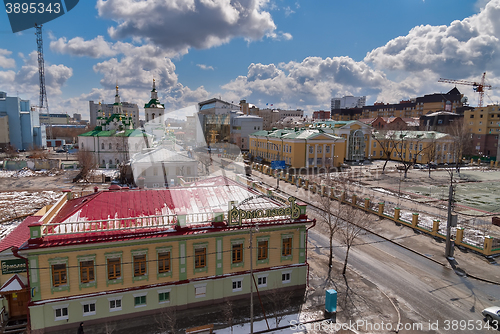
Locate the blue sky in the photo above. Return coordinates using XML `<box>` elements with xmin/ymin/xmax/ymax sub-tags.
<box><xmin>1</xmin><ymin>0</ymin><xmax>499</xmax><ymax>120</ymax></box>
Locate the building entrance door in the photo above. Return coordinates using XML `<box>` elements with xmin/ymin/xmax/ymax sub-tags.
<box><xmin>8</xmin><ymin>290</ymin><xmax>29</xmax><ymax>318</ymax></box>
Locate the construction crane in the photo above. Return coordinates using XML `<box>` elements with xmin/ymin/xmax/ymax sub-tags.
<box><xmin>35</xmin><ymin>23</ymin><xmax>52</xmax><ymax>139</ymax></box>
<box><xmin>438</xmin><ymin>72</ymin><xmax>492</xmax><ymax>108</ymax></box>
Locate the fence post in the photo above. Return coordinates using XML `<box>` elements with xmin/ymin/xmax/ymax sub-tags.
<box><xmin>378</xmin><ymin>202</ymin><xmax>385</xmax><ymax>216</ymax></box>
<box><xmin>432</xmin><ymin>219</ymin><xmax>440</xmax><ymax>236</ymax></box>
<box><xmin>364</xmin><ymin>198</ymin><xmax>370</xmax><ymax>211</ymax></box>
<box><xmin>321</xmin><ymin>185</ymin><xmax>326</xmax><ymax>196</ymax></box>
<box><xmin>412</xmin><ymin>213</ymin><xmax>419</xmax><ymax>227</ymax></box>
<box><xmin>304</xmin><ymin>179</ymin><xmax>309</xmax><ymax>190</ymax></box>
<box><xmin>330</xmin><ymin>187</ymin><xmax>336</xmax><ymax>200</ymax></box>
<box><xmin>455</xmin><ymin>227</ymin><xmax>464</xmax><ymax>245</ymax></box>
<box><xmin>351</xmin><ymin>194</ymin><xmax>357</xmax><ymax>206</ymax></box>
<box><xmin>483</xmin><ymin>236</ymin><xmax>493</xmax><ymax>256</ymax></box>
<box><xmin>341</xmin><ymin>191</ymin><xmax>346</xmax><ymax>202</ymax></box>
<box><xmin>394</xmin><ymin>208</ymin><xmax>400</xmax><ymax>221</ymax></box>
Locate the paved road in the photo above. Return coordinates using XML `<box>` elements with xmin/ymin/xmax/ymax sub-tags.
<box><xmin>309</xmin><ymin>228</ymin><xmax>500</xmax><ymax>333</ymax></box>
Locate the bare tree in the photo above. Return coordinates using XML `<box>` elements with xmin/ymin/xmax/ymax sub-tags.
<box><xmin>221</xmin><ymin>300</ymin><xmax>234</xmax><ymax>333</ymax></box>
<box><xmin>338</xmin><ymin>203</ymin><xmax>370</xmax><ymax>276</ymax></box>
<box><xmin>104</xmin><ymin>322</ymin><xmax>117</xmax><ymax>334</ymax></box>
<box><xmin>391</xmin><ymin>132</ymin><xmax>428</xmax><ymax>178</ymax></box>
<box><xmin>425</xmin><ymin>135</ymin><xmax>437</xmax><ymax>177</ymax></box>
<box><xmin>447</xmin><ymin>119</ymin><xmax>474</xmax><ymax>174</ymax></box>
<box><xmin>28</xmin><ymin>146</ymin><xmax>49</xmax><ymax>159</ymax></box>
<box><xmin>371</xmin><ymin>130</ymin><xmax>397</xmax><ymax>173</ymax></box>
<box><xmin>155</xmin><ymin>307</ymin><xmax>177</xmax><ymax>334</ymax></box>
<box><xmin>77</xmin><ymin>149</ymin><xmax>98</xmax><ymax>182</ymax></box>
<box><xmin>4</xmin><ymin>144</ymin><xmax>18</xmax><ymax>158</ymax></box>
<box><xmin>317</xmin><ymin>177</ymin><xmax>341</xmax><ymax>275</ymax></box>
<box><xmin>266</xmin><ymin>284</ymin><xmax>292</xmax><ymax>328</ymax></box>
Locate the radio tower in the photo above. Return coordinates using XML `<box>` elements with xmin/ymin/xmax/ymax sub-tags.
<box><xmin>35</xmin><ymin>23</ymin><xmax>52</xmax><ymax>139</ymax></box>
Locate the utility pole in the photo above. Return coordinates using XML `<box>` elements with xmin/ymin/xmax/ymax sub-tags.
<box><xmin>36</xmin><ymin>23</ymin><xmax>52</xmax><ymax>140</ymax></box>
<box><xmin>445</xmin><ymin>172</ymin><xmax>455</xmax><ymax>259</ymax></box>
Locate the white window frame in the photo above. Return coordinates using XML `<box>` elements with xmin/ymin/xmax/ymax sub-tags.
<box><xmin>158</xmin><ymin>288</ymin><xmax>172</xmax><ymax>304</ymax></box>
<box><xmin>257</xmin><ymin>274</ymin><xmax>268</xmax><ymax>288</ymax></box>
<box><xmin>108</xmin><ymin>296</ymin><xmax>123</xmax><ymax>312</ymax></box>
<box><xmin>232</xmin><ymin>278</ymin><xmax>243</xmax><ymax>292</ymax></box>
<box><xmin>281</xmin><ymin>270</ymin><xmax>292</xmax><ymax>284</ymax></box>
<box><xmin>133</xmin><ymin>292</ymin><xmax>148</xmax><ymax>308</ymax></box>
<box><xmin>194</xmin><ymin>283</ymin><xmax>207</xmax><ymax>298</ymax></box>
<box><xmin>53</xmin><ymin>304</ymin><xmax>69</xmax><ymax>321</ymax></box>
<box><xmin>81</xmin><ymin>300</ymin><xmax>97</xmax><ymax>316</ymax></box>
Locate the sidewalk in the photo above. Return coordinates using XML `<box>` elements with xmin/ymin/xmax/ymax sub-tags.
<box><xmin>251</xmin><ymin>168</ymin><xmax>500</xmax><ymax>285</ymax></box>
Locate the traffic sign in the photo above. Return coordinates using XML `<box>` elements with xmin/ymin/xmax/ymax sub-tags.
<box><xmin>271</xmin><ymin>160</ymin><xmax>286</xmax><ymax>170</ymax></box>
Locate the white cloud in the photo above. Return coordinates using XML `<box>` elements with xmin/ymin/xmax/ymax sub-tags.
<box><xmin>0</xmin><ymin>49</ymin><xmax>16</xmax><ymax>69</ymax></box>
<box><xmin>0</xmin><ymin>51</ymin><xmax>72</xmax><ymax>104</ymax></box>
<box><xmin>365</xmin><ymin>0</ymin><xmax>500</xmax><ymax>79</ymax></box>
<box><xmin>96</xmin><ymin>0</ymin><xmax>280</xmax><ymax>52</ymax></box>
<box><xmin>222</xmin><ymin>56</ymin><xmax>390</xmax><ymax>110</ymax></box>
<box><xmin>197</xmin><ymin>64</ymin><xmax>214</xmax><ymax>70</ymax></box>
<box><xmin>50</xmin><ymin>36</ymin><xmax>118</xmax><ymax>58</ymax></box>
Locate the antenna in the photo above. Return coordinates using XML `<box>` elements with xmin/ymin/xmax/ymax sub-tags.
<box><xmin>36</xmin><ymin>23</ymin><xmax>52</xmax><ymax>139</ymax></box>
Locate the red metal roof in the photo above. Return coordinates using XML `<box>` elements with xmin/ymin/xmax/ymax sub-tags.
<box><xmin>0</xmin><ymin>216</ymin><xmax>39</xmax><ymax>252</ymax></box>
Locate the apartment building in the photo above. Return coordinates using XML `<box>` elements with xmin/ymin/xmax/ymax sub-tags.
<box><xmin>464</xmin><ymin>105</ymin><xmax>500</xmax><ymax>158</ymax></box>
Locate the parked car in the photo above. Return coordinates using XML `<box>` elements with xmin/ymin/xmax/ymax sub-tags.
<box><xmin>482</xmin><ymin>306</ymin><xmax>500</xmax><ymax>329</ymax></box>
<box><xmin>413</xmin><ymin>164</ymin><xmax>424</xmax><ymax>169</ymax></box>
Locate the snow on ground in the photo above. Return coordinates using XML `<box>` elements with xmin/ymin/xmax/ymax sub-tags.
<box><xmin>0</xmin><ymin>191</ymin><xmax>61</xmax><ymax>221</ymax></box>
<box><xmin>92</xmin><ymin>169</ymin><xmax>119</xmax><ymax>178</ymax></box>
<box><xmin>0</xmin><ymin>168</ymin><xmax>62</xmax><ymax>178</ymax></box>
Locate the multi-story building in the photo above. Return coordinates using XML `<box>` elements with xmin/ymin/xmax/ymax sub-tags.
<box><xmin>419</xmin><ymin>111</ymin><xmax>464</xmax><ymax>132</ymax></box>
<box><xmin>331</xmin><ymin>95</ymin><xmax>366</xmax><ymax>110</ymax></box>
<box><xmin>312</xmin><ymin>110</ymin><xmax>330</xmax><ymax>120</ymax></box>
<box><xmin>0</xmin><ymin>91</ymin><xmax>46</xmax><ymax>150</ymax></box>
<box><xmin>331</xmin><ymin>88</ymin><xmax>463</xmax><ymax>121</ymax></box>
<box><xmin>89</xmin><ymin>87</ymin><xmax>139</xmax><ymax>128</ymax></box>
<box><xmin>464</xmin><ymin>105</ymin><xmax>500</xmax><ymax>158</ymax></box>
<box><xmin>230</xmin><ymin>114</ymin><xmax>263</xmax><ymax>151</ymax></box>
<box><xmin>239</xmin><ymin>101</ymin><xmax>304</xmax><ymax>130</ymax></box>
<box><xmin>371</xmin><ymin>130</ymin><xmax>455</xmax><ymax>164</ymax></box>
<box><xmin>14</xmin><ymin>177</ymin><xmax>312</xmax><ymax>333</ymax></box>
<box><xmin>39</xmin><ymin>113</ymin><xmax>70</xmax><ymax>125</ymax></box>
<box><xmin>249</xmin><ymin>128</ymin><xmax>346</xmax><ymax>168</ymax></box>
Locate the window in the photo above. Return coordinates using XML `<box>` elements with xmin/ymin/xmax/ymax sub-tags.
<box><xmin>108</xmin><ymin>297</ymin><xmax>122</xmax><ymax>311</ymax></box>
<box><xmin>282</xmin><ymin>271</ymin><xmax>291</xmax><ymax>284</ymax></box>
<box><xmin>82</xmin><ymin>301</ymin><xmax>96</xmax><ymax>316</ymax></box>
<box><xmin>257</xmin><ymin>275</ymin><xmax>268</xmax><ymax>287</ymax></box>
<box><xmin>158</xmin><ymin>251</ymin><xmax>171</xmax><ymax>273</ymax></box>
<box><xmin>195</xmin><ymin>247</ymin><xmax>206</xmax><ymax>269</ymax></box>
<box><xmin>317</xmin><ymin>146</ymin><xmax>322</xmax><ymax>153</ymax></box>
<box><xmin>80</xmin><ymin>260</ymin><xmax>95</xmax><ymax>283</ymax></box>
<box><xmin>134</xmin><ymin>255</ymin><xmax>147</xmax><ymax>277</ymax></box>
<box><xmin>108</xmin><ymin>258</ymin><xmax>121</xmax><ymax>280</ymax></box>
<box><xmin>134</xmin><ymin>294</ymin><xmax>147</xmax><ymax>307</ymax></box>
<box><xmin>232</xmin><ymin>243</ymin><xmax>243</xmax><ymax>264</ymax></box>
<box><xmin>101</xmin><ymin>143</ymin><xmax>104</xmax><ymax>150</ymax></box>
<box><xmin>309</xmin><ymin>146</ymin><xmax>313</xmax><ymax>154</ymax></box>
<box><xmin>380</xmin><ymin>151</ymin><xmax>382</xmax><ymax>156</ymax></box>
<box><xmin>158</xmin><ymin>290</ymin><xmax>171</xmax><ymax>304</ymax></box>
<box><xmin>373</xmin><ymin>142</ymin><xmax>377</xmax><ymax>148</ymax></box>
<box><xmin>232</xmin><ymin>279</ymin><xmax>243</xmax><ymax>292</ymax></box>
<box><xmin>282</xmin><ymin>237</ymin><xmax>292</xmax><ymax>257</ymax></box>
<box><xmin>195</xmin><ymin>284</ymin><xmax>207</xmax><ymax>298</ymax></box>
<box><xmin>54</xmin><ymin>305</ymin><xmax>68</xmax><ymax>321</ymax></box>
<box><xmin>326</xmin><ymin>146</ymin><xmax>330</xmax><ymax>153</ymax></box>
<box><xmin>109</xmin><ymin>143</ymin><xmax>112</xmax><ymax>149</ymax></box>
<box><xmin>257</xmin><ymin>240</ymin><xmax>268</xmax><ymax>261</ymax></box>
<box><xmin>52</xmin><ymin>264</ymin><xmax>67</xmax><ymax>287</ymax></box>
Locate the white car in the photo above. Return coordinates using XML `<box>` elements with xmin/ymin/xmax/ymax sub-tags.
<box><xmin>482</xmin><ymin>306</ymin><xmax>500</xmax><ymax>329</ymax></box>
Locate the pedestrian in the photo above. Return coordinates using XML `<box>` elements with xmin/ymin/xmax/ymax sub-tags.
<box><xmin>77</xmin><ymin>322</ymin><xmax>84</xmax><ymax>334</ymax></box>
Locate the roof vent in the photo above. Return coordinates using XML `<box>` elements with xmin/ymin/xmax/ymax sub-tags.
<box><xmin>109</xmin><ymin>184</ymin><xmax>122</xmax><ymax>191</ymax></box>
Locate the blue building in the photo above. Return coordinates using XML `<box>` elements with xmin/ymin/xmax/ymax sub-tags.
<box><xmin>0</xmin><ymin>91</ymin><xmax>46</xmax><ymax>150</ymax></box>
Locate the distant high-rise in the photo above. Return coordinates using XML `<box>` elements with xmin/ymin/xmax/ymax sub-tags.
<box><xmin>331</xmin><ymin>96</ymin><xmax>366</xmax><ymax>111</ymax></box>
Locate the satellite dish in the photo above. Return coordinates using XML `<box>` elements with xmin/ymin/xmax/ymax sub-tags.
<box><xmin>461</xmin><ymin>96</ymin><xmax>468</xmax><ymax>104</ymax></box>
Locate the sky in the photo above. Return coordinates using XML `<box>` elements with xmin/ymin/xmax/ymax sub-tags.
<box><xmin>2</xmin><ymin>0</ymin><xmax>500</xmax><ymax>121</ymax></box>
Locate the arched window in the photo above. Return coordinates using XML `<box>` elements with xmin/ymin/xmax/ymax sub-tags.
<box><xmin>101</xmin><ymin>143</ymin><xmax>104</xmax><ymax>150</ymax></box>
<box><xmin>109</xmin><ymin>159</ymin><xmax>112</xmax><ymax>165</ymax></box>
<box><xmin>152</xmin><ymin>113</ymin><xmax>155</xmax><ymax>121</ymax></box>
<box><xmin>116</xmin><ymin>159</ymin><xmax>119</xmax><ymax>165</ymax></box>
<box><xmin>81</xmin><ymin>142</ymin><xmax>84</xmax><ymax>149</ymax></box>
<box><xmin>102</xmin><ymin>159</ymin><xmax>105</xmax><ymax>165</ymax></box>
<box><xmin>109</xmin><ymin>143</ymin><xmax>112</xmax><ymax>150</ymax></box>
